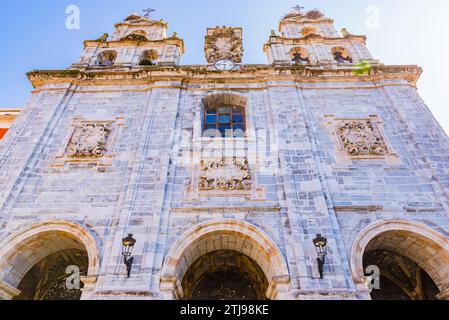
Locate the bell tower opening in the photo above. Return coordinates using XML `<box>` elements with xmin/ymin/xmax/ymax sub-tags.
<box><xmin>182</xmin><ymin>250</ymin><xmax>268</xmax><ymax>300</ymax></box>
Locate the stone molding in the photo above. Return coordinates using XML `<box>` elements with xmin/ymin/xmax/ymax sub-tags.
<box><xmin>436</xmin><ymin>288</ymin><xmax>449</xmax><ymax>300</ymax></box>
<box><xmin>170</xmin><ymin>206</ymin><xmax>281</xmax><ymax>214</ymax></box>
<box><xmin>27</xmin><ymin>65</ymin><xmax>422</xmax><ymax>89</ymax></box>
<box><xmin>0</xmin><ymin>280</ymin><xmax>21</xmax><ymax>300</ymax></box>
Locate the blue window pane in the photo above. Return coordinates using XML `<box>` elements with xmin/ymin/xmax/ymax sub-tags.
<box><xmin>233</xmin><ymin>123</ymin><xmax>244</xmax><ymax>131</ymax></box>
<box><xmin>233</xmin><ymin>107</ymin><xmax>243</xmax><ymax>113</ymax></box>
<box><xmin>218</xmin><ymin>115</ymin><xmax>231</xmax><ymax>124</ymax></box>
<box><xmin>206</xmin><ymin>115</ymin><xmax>216</xmax><ymax>124</ymax></box>
<box><xmin>206</xmin><ymin>108</ymin><xmax>217</xmax><ymax>115</ymax></box>
<box><xmin>218</xmin><ymin>107</ymin><xmax>231</xmax><ymax>114</ymax></box>
<box><xmin>233</xmin><ymin>115</ymin><xmax>244</xmax><ymax>123</ymax></box>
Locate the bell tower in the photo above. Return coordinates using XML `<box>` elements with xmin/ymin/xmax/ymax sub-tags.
<box><xmin>71</xmin><ymin>11</ymin><xmax>185</xmax><ymax>70</ymax></box>
<box><xmin>264</xmin><ymin>7</ymin><xmax>379</xmax><ymax>66</ymax></box>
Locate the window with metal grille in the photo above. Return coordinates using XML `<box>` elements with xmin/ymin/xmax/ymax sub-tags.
<box><xmin>203</xmin><ymin>106</ymin><xmax>245</xmax><ymax>137</ymax></box>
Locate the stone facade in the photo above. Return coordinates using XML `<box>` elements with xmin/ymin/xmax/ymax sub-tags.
<box><xmin>0</xmin><ymin>9</ymin><xmax>448</xmax><ymax>300</ymax></box>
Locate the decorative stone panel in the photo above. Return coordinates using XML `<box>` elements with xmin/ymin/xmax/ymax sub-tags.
<box><xmin>204</xmin><ymin>27</ymin><xmax>243</xmax><ymax>64</ymax></box>
<box><xmin>185</xmin><ymin>157</ymin><xmax>265</xmax><ymax>201</ymax></box>
<box><xmin>52</xmin><ymin>117</ymin><xmax>125</xmax><ymax>168</ymax></box>
<box><xmin>325</xmin><ymin>115</ymin><xmax>398</xmax><ymax>163</ymax></box>
<box><xmin>198</xmin><ymin>158</ymin><xmax>251</xmax><ymax>191</ymax></box>
<box><xmin>336</xmin><ymin>120</ymin><xmax>386</xmax><ymax>156</ymax></box>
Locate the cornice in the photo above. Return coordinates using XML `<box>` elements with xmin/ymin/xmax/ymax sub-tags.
<box><xmin>84</xmin><ymin>37</ymin><xmax>185</xmax><ymax>53</ymax></box>
<box><xmin>27</xmin><ymin>64</ymin><xmax>422</xmax><ymax>89</ymax></box>
<box><xmin>279</xmin><ymin>18</ymin><xmax>335</xmax><ymax>32</ymax></box>
<box><xmin>114</xmin><ymin>20</ymin><xmax>168</xmax><ymax>29</ymax></box>
<box><xmin>264</xmin><ymin>35</ymin><xmax>367</xmax><ymax>51</ymax></box>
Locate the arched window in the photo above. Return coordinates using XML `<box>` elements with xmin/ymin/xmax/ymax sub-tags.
<box><xmin>290</xmin><ymin>47</ymin><xmax>310</xmax><ymax>65</ymax></box>
<box><xmin>202</xmin><ymin>94</ymin><xmax>247</xmax><ymax>138</ymax></box>
<box><xmin>204</xmin><ymin>106</ymin><xmax>245</xmax><ymax>137</ymax></box>
<box><xmin>332</xmin><ymin>47</ymin><xmax>353</xmax><ymax>63</ymax></box>
<box><xmin>123</xmin><ymin>30</ymin><xmax>149</xmax><ymax>42</ymax></box>
<box><xmin>96</xmin><ymin>50</ymin><xmax>117</xmax><ymax>67</ymax></box>
<box><xmin>139</xmin><ymin>50</ymin><xmax>158</xmax><ymax>66</ymax></box>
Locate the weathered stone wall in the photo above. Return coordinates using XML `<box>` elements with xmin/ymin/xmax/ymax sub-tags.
<box><xmin>0</xmin><ymin>73</ymin><xmax>448</xmax><ymax>300</ymax></box>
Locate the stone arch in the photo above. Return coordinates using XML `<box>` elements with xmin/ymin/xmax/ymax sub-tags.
<box><xmin>160</xmin><ymin>219</ymin><xmax>290</xmax><ymax>300</ymax></box>
<box><xmin>202</xmin><ymin>93</ymin><xmax>248</xmax><ymax>138</ymax></box>
<box><xmin>96</xmin><ymin>50</ymin><xmax>117</xmax><ymax>66</ymax></box>
<box><xmin>290</xmin><ymin>47</ymin><xmax>311</xmax><ymax>64</ymax></box>
<box><xmin>123</xmin><ymin>30</ymin><xmax>150</xmax><ymax>41</ymax></box>
<box><xmin>331</xmin><ymin>46</ymin><xmax>353</xmax><ymax>63</ymax></box>
<box><xmin>0</xmin><ymin>221</ymin><xmax>100</xmax><ymax>299</ymax></box>
<box><xmin>202</xmin><ymin>92</ymin><xmax>248</xmax><ymax>110</ymax></box>
<box><xmin>139</xmin><ymin>49</ymin><xmax>159</xmax><ymax>66</ymax></box>
<box><xmin>350</xmin><ymin>220</ymin><xmax>449</xmax><ymax>300</ymax></box>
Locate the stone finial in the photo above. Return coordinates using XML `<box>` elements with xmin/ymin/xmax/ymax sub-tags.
<box><xmin>341</xmin><ymin>28</ymin><xmax>353</xmax><ymax>37</ymax></box>
<box><xmin>95</xmin><ymin>33</ymin><xmax>109</xmax><ymax>42</ymax></box>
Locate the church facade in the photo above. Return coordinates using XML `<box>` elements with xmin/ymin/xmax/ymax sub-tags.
<box><xmin>1</xmin><ymin>8</ymin><xmax>449</xmax><ymax>300</ymax></box>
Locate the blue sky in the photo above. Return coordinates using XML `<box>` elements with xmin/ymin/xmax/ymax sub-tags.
<box><xmin>1</xmin><ymin>0</ymin><xmax>448</xmax><ymax>134</ymax></box>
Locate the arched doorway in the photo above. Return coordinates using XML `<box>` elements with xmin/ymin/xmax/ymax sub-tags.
<box><xmin>14</xmin><ymin>249</ymin><xmax>88</xmax><ymax>300</ymax></box>
<box><xmin>351</xmin><ymin>220</ymin><xmax>449</xmax><ymax>300</ymax></box>
<box><xmin>182</xmin><ymin>250</ymin><xmax>268</xmax><ymax>300</ymax></box>
<box><xmin>0</xmin><ymin>221</ymin><xmax>100</xmax><ymax>300</ymax></box>
<box><xmin>160</xmin><ymin>219</ymin><xmax>290</xmax><ymax>300</ymax></box>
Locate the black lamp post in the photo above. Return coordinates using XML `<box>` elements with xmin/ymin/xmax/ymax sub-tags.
<box><xmin>122</xmin><ymin>234</ymin><xmax>136</xmax><ymax>278</ymax></box>
<box><xmin>313</xmin><ymin>233</ymin><xmax>328</xmax><ymax>279</ymax></box>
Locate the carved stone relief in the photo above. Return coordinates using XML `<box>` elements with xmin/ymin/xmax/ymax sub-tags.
<box><xmin>184</xmin><ymin>157</ymin><xmax>265</xmax><ymax>201</ymax></box>
<box><xmin>198</xmin><ymin>158</ymin><xmax>251</xmax><ymax>191</ymax></box>
<box><xmin>52</xmin><ymin>118</ymin><xmax>124</xmax><ymax>168</ymax></box>
<box><xmin>325</xmin><ymin>116</ymin><xmax>398</xmax><ymax>163</ymax></box>
<box><xmin>66</xmin><ymin>123</ymin><xmax>112</xmax><ymax>158</ymax></box>
<box><xmin>336</xmin><ymin>120</ymin><xmax>387</xmax><ymax>156</ymax></box>
<box><xmin>204</xmin><ymin>27</ymin><xmax>243</xmax><ymax>63</ymax></box>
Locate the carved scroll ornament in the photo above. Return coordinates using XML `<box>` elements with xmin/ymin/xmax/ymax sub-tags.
<box><xmin>337</xmin><ymin>120</ymin><xmax>387</xmax><ymax>156</ymax></box>
<box><xmin>199</xmin><ymin>158</ymin><xmax>251</xmax><ymax>191</ymax></box>
<box><xmin>205</xmin><ymin>28</ymin><xmax>243</xmax><ymax>63</ymax></box>
<box><xmin>66</xmin><ymin>123</ymin><xmax>112</xmax><ymax>158</ymax></box>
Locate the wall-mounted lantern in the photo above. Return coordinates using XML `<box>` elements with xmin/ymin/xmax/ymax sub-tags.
<box><xmin>121</xmin><ymin>234</ymin><xmax>136</xmax><ymax>278</ymax></box>
<box><xmin>313</xmin><ymin>233</ymin><xmax>328</xmax><ymax>279</ymax></box>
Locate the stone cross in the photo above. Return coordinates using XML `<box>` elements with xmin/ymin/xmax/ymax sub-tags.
<box><xmin>143</xmin><ymin>8</ymin><xmax>156</xmax><ymax>18</ymax></box>
<box><xmin>292</xmin><ymin>5</ymin><xmax>305</xmax><ymax>13</ymax></box>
